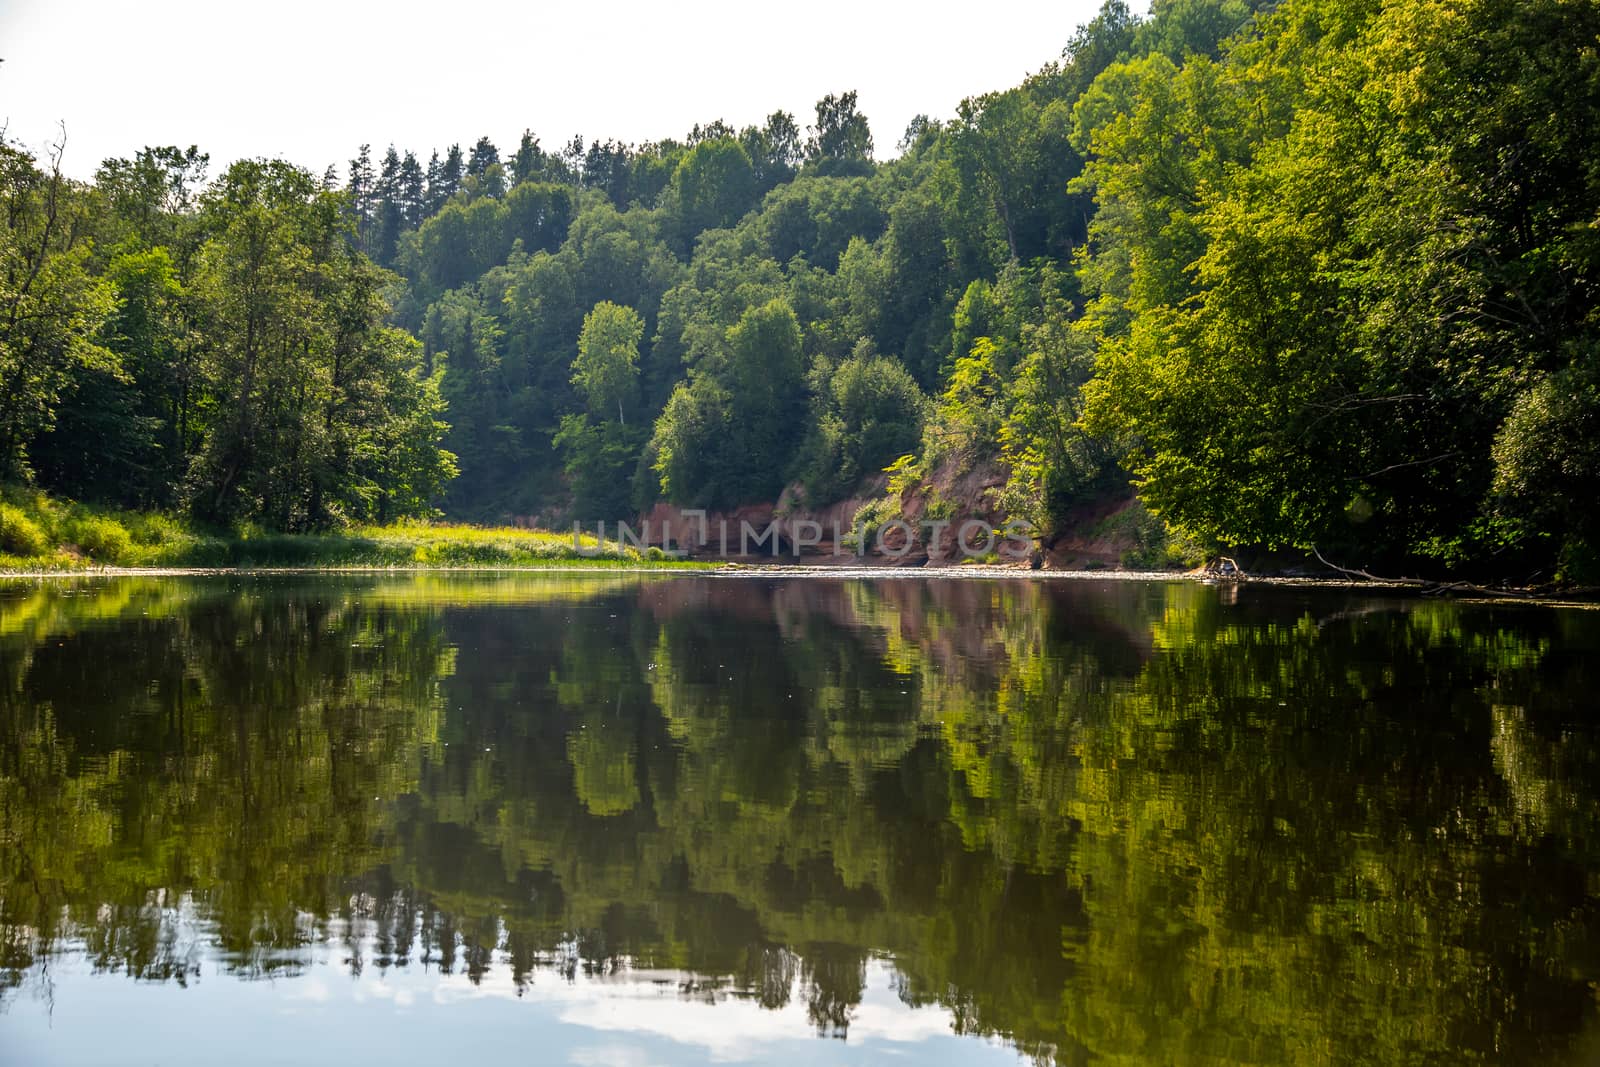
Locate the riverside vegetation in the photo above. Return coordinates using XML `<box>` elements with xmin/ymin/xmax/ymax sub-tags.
<box><xmin>0</xmin><ymin>488</ymin><xmax>666</xmax><ymax>569</ymax></box>
<box><xmin>3</xmin><ymin>0</ymin><xmax>1597</xmax><ymax>580</ymax></box>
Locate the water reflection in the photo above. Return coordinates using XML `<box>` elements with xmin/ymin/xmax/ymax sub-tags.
<box><xmin>1</xmin><ymin>575</ymin><xmax>1598</xmax><ymax>1064</ymax></box>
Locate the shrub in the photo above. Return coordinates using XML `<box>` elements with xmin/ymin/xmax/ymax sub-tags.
<box><xmin>1109</xmin><ymin>499</ymin><xmax>1207</xmax><ymax>571</ymax></box>
<box><xmin>71</xmin><ymin>516</ymin><xmax>133</xmax><ymax>563</ymax></box>
<box><xmin>0</xmin><ymin>504</ymin><xmax>50</xmax><ymax>557</ymax></box>
<box><xmin>127</xmin><ymin>512</ymin><xmax>185</xmax><ymax>546</ymax></box>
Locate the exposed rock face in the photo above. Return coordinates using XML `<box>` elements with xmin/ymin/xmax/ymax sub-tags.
<box><xmin>891</xmin><ymin>458</ymin><xmax>1010</xmax><ymax>562</ymax></box>
<box><xmin>636</xmin><ymin>477</ymin><xmax>888</xmax><ymax>561</ymax></box>
<box><xmin>631</xmin><ymin>459</ymin><xmax>1166</xmax><ymax>570</ymax></box>
<box><xmin>634</xmin><ymin>462</ymin><xmax>1026</xmax><ymax>565</ymax></box>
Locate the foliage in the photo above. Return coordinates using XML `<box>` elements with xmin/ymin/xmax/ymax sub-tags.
<box><xmin>0</xmin><ymin>138</ymin><xmax>117</xmax><ymax>483</ymax></box>
<box><xmin>571</xmin><ymin>301</ymin><xmax>644</xmax><ymax>424</ymax></box>
<box><xmin>66</xmin><ymin>514</ymin><xmax>133</xmax><ymax>563</ymax></box>
<box><xmin>183</xmin><ymin>160</ymin><xmax>457</xmax><ymax>530</ymax></box>
<box><xmin>553</xmin><ymin>413</ymin><xmax>643</xmax><ymax>521</ymax></box>
<box><xmin>0</xmin><ymin>503</ymin><xmax>49</xmax><ymax>557</ymax></box>
<box><xmin>1076</xmin><ymin>0</ymin><xmax>1600</xmax><ymax>574</ymax></box>
<box><xmin>650</xmin><ymin>298</ymin><xmax>806</xmax><ymax>508</ymax></box>
<box><xmin>4</xmin><ymin>0</ymin><xmax>1596</xmax><ymax>576</ymax></box>
<box><xmin>796</xmin><ymin>341</ymin><xmax>926</xmax><ymax>505</ymax></box>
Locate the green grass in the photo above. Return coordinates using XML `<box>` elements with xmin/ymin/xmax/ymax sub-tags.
<box><xmin>0</xmin><ymin>487</ymin><xmax>707</xmax><ymax>572</ymax></box>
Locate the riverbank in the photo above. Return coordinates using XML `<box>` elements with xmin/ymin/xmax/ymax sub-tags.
<box><xmin>3</xmin><ymin>489</ymin><xmax>1594</xmax><ymax>602</ymax></box>
<box><xmin>4</xmin><ymin>559</ymin><xmax>1595</xmax><ymax>607</ymax></box>
<box><xmin>0</xmin><ymin>527</ymin><xmax>707</xmax><ymax>572</ymax></box>
<box><xmin>0</xmin><ymin>489</ymin><xmax>705</xmax><ymax>572</ymax></box>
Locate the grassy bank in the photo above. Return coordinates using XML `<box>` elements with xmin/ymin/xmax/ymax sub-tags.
<box><xmin>0</xmin><ymin>488</ymin><xmax>700</xmax><ymax>571</ymax></box>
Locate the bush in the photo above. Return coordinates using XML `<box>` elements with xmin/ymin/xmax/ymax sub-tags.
<box><xmin>1099</xmin><ymin>498</ymin><xmax>1208</xmax><ymax>571</ymax></box>
<box><xmin>70</xmin><ymin>515</ymin><xmax>133</xmax><ymax>563</ymax></box>
<box><xmin>126</xmin><ymin>512</ymin><xmax>185</xmax><ymax>546</ymax></box>
<box><xmin>0</xmin><ymin>504</ymin><xmax>50</xmax><ymax>557</ymax></box>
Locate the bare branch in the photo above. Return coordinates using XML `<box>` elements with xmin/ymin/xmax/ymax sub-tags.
<box><xmin>1310</xmin><ymin>545</ymin><xmax>1427</xmax><ymax>586</ymax></box>
<box><xmin>1362</xmin><ymin>451</ymin><xmax>1461</xmax><ymax>479</ymax></box>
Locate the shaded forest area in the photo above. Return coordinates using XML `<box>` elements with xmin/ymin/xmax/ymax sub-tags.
<box><xmin>3</xmin><ymin>0</ymin><xmax>1597</xmax><ymax>579</ymax></box>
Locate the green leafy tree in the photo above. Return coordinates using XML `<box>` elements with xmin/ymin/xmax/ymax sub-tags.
<box><xmin>1077</xmin><ymin>0</ymin><xmax>1600</xmax><ymax>572</ymax></box>
<box><xmin>651</xmin><ymin>298</ymin><xmax>805</xmax><ymax>507</ymax></box>
<box><xmin>664</xmin><ymin>137</ymin><xmax>758</xmax><ymax>251</ymax></box>
<box><xmin>741</xmin><ymin>111</ymin><xmax>804</xmax><ymax>192</ymax></box>
<box><xmin>806</xmin><ymin>91</ymin><xmax>874</xmax><ymax>174</ymax></box>
<box><xmin>32</xmin><ymin>243</ymin><xmax>194</xmax><ymax>505</ymax></box>
<box><xmin>0</xmin><ymin>137</ymin><xmax>117</xmax><ymax>482</ymax></box>
<box><xmin>797</xmin><ymin>340</ymin><xmax>927</xmax><ymax>505</ymax></box>
<box><xmin>572</xmin><ymin>301</ymin><xmax>643</xmax><ymax>425</ymax></box>
<box><xmin>186</xmin><ymin>159</ymin><xmax>454</xmax><ymax>527</ymax></box>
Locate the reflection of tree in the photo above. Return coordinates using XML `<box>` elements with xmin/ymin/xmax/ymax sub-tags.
<box><xmin>0</xmin><ymin>578</ymin><xmax>455</xmax><ymax>988</ymax></box>
<box><xmin>3</xmin><ymin>576</ymin><xmax>1600</xmax><ymax>1064</ymax></box>
<box><xmin>567</xmin><ymin>728</ymin><xmax>640</xmax><ymax>816</ymax></box>
<box><xmin>802</xmin><ymin>943</ymin><xmax>866</xmax><ymax>1037</ymax></box>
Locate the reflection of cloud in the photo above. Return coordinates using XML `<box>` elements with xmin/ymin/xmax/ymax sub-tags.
<box><xmin>570</xmin><ymin>1043</ymin><xmax>663</xmax><ymax>1067</ymax></box>
<box><xmin>558</xmin><ymin>988</ymin><xmax>956</xmax><ymax>1061</ymax></box>
<box><xmin>353</xmin><ymin>978</ymin><xmax>415</xmax><ymax>1009</ymax></box>
<box><xmin>286</xmin><ymin>977</ymin><xmax>331</xmax><ymax>1003</ymax></box>
<box><xmin>424</xmin><ymin>960</ymin><xmax>962</xmax><ymax>1063</ymax></box>
<box><xmin>558</xmin><ymin>991</ymin><xmax>814</xmax><ymax>1062</ymax></box>
<box><xmin>847</xmin><ymin>999</ymin><xmax>958</xmax><ymax>1044</ymax></box>
<box><xmin>429</xmin><ymin>960</ymin><xmax>955</xmax><ymax>1062</ymax></box>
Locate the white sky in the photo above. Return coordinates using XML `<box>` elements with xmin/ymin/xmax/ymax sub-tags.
<box><xmin>1</xmin><ymin>0</ymin><xmax>1120</xmax><ymax>180</ymax></box>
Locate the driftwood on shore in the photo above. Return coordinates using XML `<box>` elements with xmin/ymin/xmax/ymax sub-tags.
<box><xmin>1309</xmin><ymin>546</ymin><xmax>1589</xmax><ymax>601</ymax></box>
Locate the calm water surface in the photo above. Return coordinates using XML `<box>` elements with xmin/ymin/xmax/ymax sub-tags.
<box><xmin>2</xmin><ymin>573</ymin><xmax>1598</xmax><ymax>1065</ymax></box>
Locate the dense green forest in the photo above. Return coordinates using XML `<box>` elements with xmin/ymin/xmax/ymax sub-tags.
<box><xmin>3</xmin><ymin>0</ymin><xmax>1597</xmax><ymax>578</ymax></box>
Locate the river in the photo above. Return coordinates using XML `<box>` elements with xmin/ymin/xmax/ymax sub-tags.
<box><xmin>2</xmin><ymin>573</ymin><xmax>1597</xmax><ymax>1065</ymax></box>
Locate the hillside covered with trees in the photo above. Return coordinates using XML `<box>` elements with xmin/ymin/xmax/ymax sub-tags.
<box><xmin>3</xmin><ymin>0</ymin><xmax>1597</xmax><ymax>579</ymax></box>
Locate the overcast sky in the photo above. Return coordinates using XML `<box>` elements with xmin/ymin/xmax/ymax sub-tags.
<box><xmin>1</xmin><ymin>0</ymin><xmax>1122</xmax><ymax>180</ymax></box>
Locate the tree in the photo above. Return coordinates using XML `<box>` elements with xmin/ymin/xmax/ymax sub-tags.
<box><xmin>31</xmin><ymin>243</ymin><xmax>192</xmax><ymax>505</ymax></box>
<box><xmin>797</xmin><ymin>340</ymin><xmax>927</xmax><ymax>505</ymax></box>
<box><xmin>437</xmin><ymin>144</ymin><xmax>464</xmax><ymax>203</ymax></box>
<box><xmin>572</xmin><ymin>301</ymin><xmax>643</xmax><ymax>425</ymax></box>
<box><xmin>511</xmin><ymin>130</ymin><xmax>549</xmax><ymax>186</ymax></box>
<box><xmin>664</xmin><ymin>137</ymin><xmax>758</xmax><ymax>250</ymax></box>
<box><xmin>346</xmin><ymin>144</ymin><xmax>375</xmax><ymax>247</ymax></box>
<box><xmin>399</xmin><ymin>150</ymin><xmax>425</xmax><ymax>228</ymax></box>
<box><xmin>945</xmin><ymin>79</ymin><xmax>1085</xmax><ymax>266</ymax></box>
<box><xmin>742</xmin><ymin>111</ymin><xmax>803</xmax><ymax>192</ymax></box>
<box><xmin>372</xmin><ymin>145</ymin><xmax>404</xmax><ymax>265</ymax></box>
<box><xmin>648</xmin><ymin>376</ymin><xmax>731</xmax><ymax>506</ymax></box>
<box><xmin>466</xmin><ymin>136</ymin><xmax>506</xmax><ymax>198</ymax></box>
<box><xmin>1074</xmin><ymin>0</ymin><xmax>1600</xmax><ymax>574</ymax></box>
<box><xmin>553</xmin><ymin>412</ymin><xmax>639</xmax><ymax>520</ymax></box>
<box><xmin>93</xmin><ymin>144</ymin><xmax>208</xmax><ymax>248</ymax></box>
<box><xmin>806</xmin><ymin>91</ymin><xmax>874</xmax><ymax>173</ymax></box>
<box><xmin>1491</xmin><ymin>361</ymin><xmax>1600</xmax><ymax>573</ymax></box>
<box><xmin>424</xmin><ymin>150</ymin><xmax>444</xmax><ymax>213</ymax></box>
<box><xmin>0</xmin><ymin>136</ymin><xmax>116</xmax><ymax>482</ymax></box>
<box><xmin>186</xmin><ymin>159</ymin><xmax>454</xmax><ymax>528</ymax></box>
<box><xmin>583</xmin><ymin>139</ymin><xmax>633</xmax><ymax>207</ymax></box>
<box><xmin>651</xmin><ymin>298</ymin><xmax>805</xmax><ymax>507</ymax></box>
<box><xmin>467</xmin><ymin>136</ymin><xmax>500</xmax><ymax>177</ymax></box>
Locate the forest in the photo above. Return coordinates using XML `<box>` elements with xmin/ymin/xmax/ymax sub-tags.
<box><xmin>3</xmin><ymin>0</ymin><xmax>1597</xmax><ymax>579</ymax></box>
